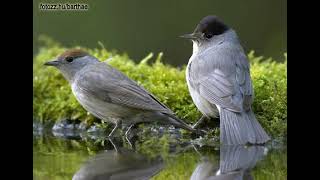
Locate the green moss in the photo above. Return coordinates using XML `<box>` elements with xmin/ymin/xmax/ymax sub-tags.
<box><xmin>33</xmin><ymin>37</ymin><xmax>287</xmax><ymax>138</ymax></box>
<box><xmin>249</xmin><ymin>52</ymin><xmax>287</xmax><ymax>139</ymax></box>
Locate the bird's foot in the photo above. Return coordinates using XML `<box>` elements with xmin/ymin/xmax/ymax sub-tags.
<box><xmin>125</xmin><ymin>124</ymin><xmax>134</xmax><ymax>137</ymax></box>
<box><xmin>192</xmin><ymin>115</ymin><xmax>207</xmax><ymax>129</ymax></box>
<box><xmin>108</xmin><ymin>121</ymin><xmax>121</xmax><ymax>138</ymax></box>
<box><xmin>108</xmin><ymin>137</ymin><xmax>119</xmax><ymax>152</ymax></box>
<box><xmin>124</xmin><ymin>124</ymin><xmax>135</xmax><ymax>149</ymax></box>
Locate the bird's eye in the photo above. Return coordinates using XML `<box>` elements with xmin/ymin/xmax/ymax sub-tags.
<box><xmin>205</xmin><ymin>33</ymin><xmax>213</xmax><ymax>39</ymax></box>
<box><xmin>65</xmin><ymin>57</ymin><xmax>74</xmax><ymax>62</ymax></box>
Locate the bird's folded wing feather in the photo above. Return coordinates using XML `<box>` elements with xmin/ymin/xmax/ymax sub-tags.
<box><xmin>197</xmin><ymin>71</ymin><xmax>242</xmax><ymax>112</ymax></box>
<box><xmin>75</xmin><ymin>62</ymin><xmax>173</xmax><ymax>114</ymax></box>
<box><xmin>189</xmin><ymin>48</ymin><xmax>253</xmax><ymax>112</ymax></box>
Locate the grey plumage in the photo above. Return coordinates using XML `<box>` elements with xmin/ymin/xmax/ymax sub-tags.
<box><xmin>183</xmin><ymin>15</ymin><xmax>270</xmax><ymax>145</ymax></box>
<box><xmin>45</xmin><ymin>49</ymin><xmax>195</xmax><ymax>137</ymax></box>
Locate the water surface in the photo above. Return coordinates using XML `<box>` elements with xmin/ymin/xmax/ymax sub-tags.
<box><xmin>33</xmin><ymin>129</ymin><xmax>286</xmax><ymax>180</ymax></box>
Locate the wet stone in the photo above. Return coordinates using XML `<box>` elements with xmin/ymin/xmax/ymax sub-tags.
<box><xmin>52</xmin><ymin>130</ymin><xmax>82</xmax><ymax>140</ymax></box>
<box><xmin>33</xmin><ymin>122</ymin><xmax>44</xmax><ymax>136</ymax></box>
<box><xmin>52</xmin><ymin>119</ymin><xmax>82</xmax><ymax>131</ymax></box>
<box><xmin>52</xmin><ymin>119</ymin><xmax>83</xmax><ymax>139</ymax></box>
<box><xmin>87</xmin><ymin>125</ymin><xmax>105</xmax><ymax>134</ymax></box>
<box><xmin>85</xmin><ymin>125</ymin><xmax>106</xmax><ymax>140</ymax></box>
<box><xmin>78</xmin><ymin>122</ymin><xmax>89</xmax><ymax>131</ymax></box>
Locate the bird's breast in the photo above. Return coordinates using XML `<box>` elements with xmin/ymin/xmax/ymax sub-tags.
<box><xmin>186</xmin><ymin>62</ymin><xmax>218</xmax><ymax>118</ymax></box>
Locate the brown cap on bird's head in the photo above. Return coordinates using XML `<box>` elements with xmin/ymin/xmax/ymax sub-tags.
<box><xmin>57</xmin><ymin>49</ymin><xmax>88</xmax><ymax>61</ymax></box>
<box><xmin>44</xmin><ymin>48</ymin><xmax>99</xmax><ymax>82</ymax></box>
<box><xmin>44</xmin><ymin>49</ymin><xmax>90</xmax><ymax>67</ymax></box>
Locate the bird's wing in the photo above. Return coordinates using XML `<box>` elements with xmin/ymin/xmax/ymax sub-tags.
<box><xmin>75</xmin><ymin>62</ymin><xmax>173</xmax><ymax>114</ymax></box>
<box><xmin>188</xmin><ymin>46</ymin><xmax>253</xmax><ymax>112</ymax></box>
<box><xmin>235</xmin><ymin>52</ymin><xmax>254</xmax><ymax>111</ymax></box>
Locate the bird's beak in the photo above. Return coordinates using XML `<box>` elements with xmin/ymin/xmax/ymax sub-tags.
<box><xmin>44</xmin><ymin>59</ymin><xmax>59</xmax><ymax>66</ymax></box>
<box><xmin>179</xmin><ymin>33</ymin><xmax>201</xmax><ymax>40</ymax></box>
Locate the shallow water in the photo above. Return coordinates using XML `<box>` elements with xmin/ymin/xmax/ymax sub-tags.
<box><xmin>33</xmin><ymin>129</ymin><xmax>286</xmax><ymax>180</ymax></box>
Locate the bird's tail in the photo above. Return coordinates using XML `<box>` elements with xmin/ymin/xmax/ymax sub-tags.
<box><xmin>220</xmin><ymin>108</ymin><xmax>270</xmax><ymax>145</ymax></box>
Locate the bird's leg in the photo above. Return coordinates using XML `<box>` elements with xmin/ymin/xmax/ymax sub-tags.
<box><xmin>125</xmin><ymin>124</ymin><xmax>135</xmax><ymax>148</ymax></box>
<box><xmin>108</xmin><ymin>137</ymin><xmax>119</xmax><ymax>153</ymax></box>
<box><xmin>108</xmin><ymin>120</ymin><xmax>121</xmax><ymax>137</ymax></box>
<box><xmin>125</xmin><ymin>124</ymin><xmax>134</xmax><ymax>137</ymax></box>
<box><xmin>125</xmin><ymin>136</ymin><xmax>133</xmax><ymax>149</ymax></box>
<box><xmin>192</xmin><ymin>115</ymin><xmax>207</xmax><ymax>129</ymax></box>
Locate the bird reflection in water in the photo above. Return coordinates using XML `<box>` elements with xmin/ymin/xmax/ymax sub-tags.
<box><xmin>72</xmin><ymin>138</ymin><xmax>164</xmax><ymax>180</ymax></box>
<box><xmin>191</xmin><ymin>145</ymin><xmax>267</xmax><ymax>180</ymax></box>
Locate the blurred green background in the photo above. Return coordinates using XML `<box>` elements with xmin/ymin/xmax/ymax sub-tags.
<box><xmin>33</xmin><ymin>0</ymin><xmax>287</xmax><ymax>66</ymax></box>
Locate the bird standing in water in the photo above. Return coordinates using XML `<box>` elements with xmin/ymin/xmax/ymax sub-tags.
<box><xmin>181</xmin><ymin>15</ymin><xmax>270</xmax><ymax>145</ymax></box>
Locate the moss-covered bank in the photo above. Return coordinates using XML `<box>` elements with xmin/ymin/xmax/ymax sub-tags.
<box><xmin>33</xmin><ymin>37</ymin><xmax>287</xmax><ymax>139</ymax></box>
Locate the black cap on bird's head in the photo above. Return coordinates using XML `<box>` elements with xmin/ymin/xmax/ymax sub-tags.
<box><xmin>180</xmin><ymin>15</ymin><xmax>229</xmax><ymax>41</ymax></box>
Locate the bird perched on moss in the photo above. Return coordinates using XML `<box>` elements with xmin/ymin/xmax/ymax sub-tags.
<box><xmin>44</xmin><ymin>49</ymin><xmax>196</xmax><ymax>137</ymax></box>
<box><xmin>181</xmin><ymin>15</ymin><xmax>270</xmax><ymax>145</ymax></box>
